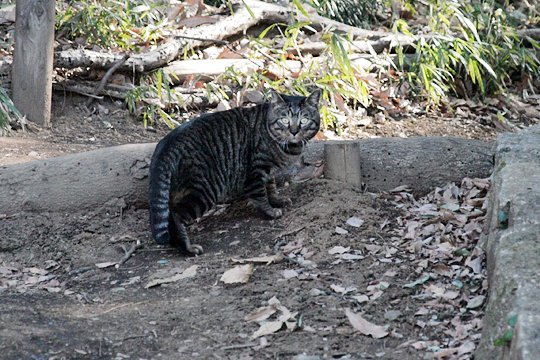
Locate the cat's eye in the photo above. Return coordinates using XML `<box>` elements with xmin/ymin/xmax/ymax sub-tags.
<box><xmin>280</xmin><ymin>118</ymin><xmax>290</xmax><ymax>125</ymax></box>
<box><xmin>300</xmin><ymin>118</ymin><xmax>310</xmax><ymax>125</ymax></box>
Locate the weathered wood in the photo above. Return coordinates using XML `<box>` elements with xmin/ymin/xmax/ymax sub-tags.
<box><xmin>324</xmin><ymin>142</ymin><xmax>362</xmax><ymax>187</ymax></box>
<box><xmin>12</xmin><ymin>0</ymin><xmax>55</xmax><ymax>127</ymax></box>
<box><xmin>54</xmin><ymin>40</ymin><xmax>182</xmax><ymax>73</ymax></box>
<box><xmin>86</xmin><ymin>54</ymin><xmax>130</xmax><ymax>106</ymax></box>
<box><xmin>163</xmin><ymin>59</ymin><xmax>263</xmax><ymax>84</ymax></box>
<box><xmin>52</xmin><ymin>79</ymin><xmax>222</xmax><ymax>109</ymax></box>
<box><xmin>0</xmin><ymin>137</ymin><xmax>495</xmax><ymax>215</ymax></box>
<box><xmin>323</xmin><ymin>137</ymin><xmax>495</xmax><ymax>194</ymax></box>
<box><xmin>0</xmin><ymin>143</ymin><xmax>155</xmax><ymax>215</ymax></box>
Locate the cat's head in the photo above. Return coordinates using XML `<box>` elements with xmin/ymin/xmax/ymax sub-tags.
<box><xmin>266</xmin><ymin>89</ymin><xmax>321</xmax><ymax>155</ymax></box>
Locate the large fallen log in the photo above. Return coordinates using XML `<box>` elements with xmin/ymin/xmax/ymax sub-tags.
<box><xmin>0</xmin><ymin>137</ymin><xmax>494</xmax><ymax>215</ymax></box>
<box><xmin>323</xmin><ymin>138</ymin><xmax>495</xmax><ymax>194</ymax></box>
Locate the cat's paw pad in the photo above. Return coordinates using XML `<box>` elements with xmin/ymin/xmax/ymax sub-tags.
<box><xmin>269</xmin><ymin>196</ymin><xmax>292</xmax><ymax>208</ymax></box>
<box><xmin>185</xmin><ymin>244</ymin><xmax>204</xmax><ymax>256</ymax></box>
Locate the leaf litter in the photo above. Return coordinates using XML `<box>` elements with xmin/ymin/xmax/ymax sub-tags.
<box><xmin>283</xmin><ymin>178</ymin><xmax>487</xmax><ymax>356</ymax></box>
<box><xmin>0</xmin><ymin>177</ymin><xmax>490</xmax><ymax>358</ymax></box>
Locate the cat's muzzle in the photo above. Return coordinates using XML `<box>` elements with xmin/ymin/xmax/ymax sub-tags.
<box><xmin>285</xmin><ymin>140</ymin><xmax>303</xmax><ymax>155</ymax></box>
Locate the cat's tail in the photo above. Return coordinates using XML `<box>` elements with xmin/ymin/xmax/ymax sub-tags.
<box><xmin>148</xmin><ymin>141</ymin><xmax>175</xmax><ymax>245</ymax></box>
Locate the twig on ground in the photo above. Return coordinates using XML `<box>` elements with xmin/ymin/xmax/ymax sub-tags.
<box><xmin>175</xmin><ymin>34</ymin><xmax>229</xmax><ymax>45</ymax></box>
<box><xmin>273</xmin><ymin>225</ymin><xmax>306</xmax><ymax>241</ymax></box>
<box><xmin>221</xmin><ymin>343</ymin><xmax>258</xmax><ymax>351</ymax></box>
<box><xmin>116</xmin><ymin>239</ymin><xmax>142</xmax><ymax>268</ymax></box>
<box><xmin>110</xmin><ymin>234</ymin><xmax>138</xmax><ymax>243</ymax></box>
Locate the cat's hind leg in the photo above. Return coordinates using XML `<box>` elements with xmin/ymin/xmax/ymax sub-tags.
<box><xmin>169</xmin><ymin>212</ymin><xmax>204</xmax><ymax>256</ymax></box>
<box><xmin>169</xmin><ymin>190</ymin><xmax>210</xmax><ymax>256</ymax></box>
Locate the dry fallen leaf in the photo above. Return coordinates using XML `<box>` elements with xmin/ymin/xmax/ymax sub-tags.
<box><xmin>328</xmin><ymin>245</ymin><xmax>350</xmax><ymax>254</ymax></box>
<box><xmin>466</xmin><ymin>295</ymin><xmax>485</xmax><ymax>309</ymax></box>
<box><xmin>245</xmin><ymin>306</ymin><xmax>278</xmax><ymax>322</ymax></box>
<box><xmin>335</xmin><ymin>226</ymin><xmax>349</xmax><ymax>235</ymax></box>
<box><xmin>95</xmin><ymin>262</ymin><xmax>117</xmax><ymax>269</ymax></box>
<box><xmin>145</xmin><ymin>265</ymin><xmax>198</xmax><ymax>288</ymax></box>
<box><xmin>220</xmin><ymin>264</ymin><xmax>253</xmax><ymax>284</ymax></box>
<box><xmin>248</xmin><ymin>297</ymin><xmax>297</xmax><ymax>339</ymax></box>
<box><xmin>330</xmin><ymin>284</ymin><xmax>357</xmax><ymax>294</ymax></box>
<box><xmin>281</xmin><ymin>269</ymin><xmax>299</xmax><ymax>280</ymax></box>
<box><xmin>345</xmin><ymin>309</ymin><xmax>388</xmax><ymax>339</ymax></box>
<box><xmin>231</xmin><ymin>254</ymin><xmax>284</xmax><ymax>265</ymax></box>
<box><xmin>251</xmin><ymin>320</ymin><xmax>283</xmax><ymax>339</ymax></box>
<box><xmin>457</xmin><ymin>341</ymin><xmax>476</xmax><ymax>355</ymax></box>
<box><xmin>346</xmin><ymin>216</ymin><xmax>364</xmax><ymax>228</ymax></box>
<box><xmin>339</xmin><ymin>253</ymin><xmax>364</xmax><ymax>261</ymax></box>
<box><xmin>352</xmin><ymin>294</ymin><xmax>370</xmax><ymax>304</ymax></box>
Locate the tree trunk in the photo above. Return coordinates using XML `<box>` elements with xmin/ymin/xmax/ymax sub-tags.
<box><xmin>0</xmin><ymin>138</ymin><xmax>494</xmax><ymax>215</ymax></box>
<box><xmin>12</xmin><ymin>0</ymin><xmax>55</xmax><ymax>127</ymax></box>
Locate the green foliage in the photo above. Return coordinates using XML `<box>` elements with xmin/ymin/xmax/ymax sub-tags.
<box><xmin>395</xmin><ymin>0</ymin><xmax>540</xmax><ymax>104</ymax></box>
<box><xmin>494</xmin><ymin>314</ymin><xmax>518</xmax><ymax>346</ymax></box>
<box><xmin>56</xmin><ymin>0</ymin><xmax>169</xmax><ymax>50</ymax></box>
<box><xmin>0</xmin><ymin>88</ymin><xmax>23</xmax><ymax>131</ymax></box>
<box><xmin>125</xmin><ymin>69</ymin><xmax>181</xmax><ymax>128</ymax></box>
<box><xmin>307</xmin><ymin>0</ymin><xmax>385</xmax><ymax>27</ymax></box>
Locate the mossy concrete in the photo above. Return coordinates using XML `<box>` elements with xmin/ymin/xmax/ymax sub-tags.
<box><xmin>477</xmin><ymin>125</ymin><xmax>540</xmax><ymax>360</ymax></box>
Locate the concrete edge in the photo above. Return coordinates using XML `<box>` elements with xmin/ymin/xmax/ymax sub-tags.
<box><xmin>476</xmin><ymin>125</ymin><xmax>540</xmax><ymax>360</ymax></box>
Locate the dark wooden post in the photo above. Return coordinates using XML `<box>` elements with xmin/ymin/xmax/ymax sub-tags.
<box><xmin>12</xmin><ymin>0</ymin><xmax>55</xmax><ymax>127</ymax></box>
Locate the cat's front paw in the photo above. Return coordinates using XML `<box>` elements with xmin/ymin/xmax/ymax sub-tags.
<box><xmin>269</xmin><ymin>196</ymin><xmax>292</xmax><ymax>208</ymax></box>
<box><xmin>261</xmin><ymin>207</ymin><xmax>283</xmax><ymax>219</ymax></box>
<box><xmin>184</xmin><ymin>244</ymin><xmax>204</xmax><ymax>256</ymax></box>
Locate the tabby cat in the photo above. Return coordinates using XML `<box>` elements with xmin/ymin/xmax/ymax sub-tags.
<box><xmin>148</xmin><ymin>89</ymin><xmax>321</xmax><ymax>255</ymax></box>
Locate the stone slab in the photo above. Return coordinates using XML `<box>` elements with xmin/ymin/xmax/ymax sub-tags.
<box><xmin>477</xmin><ymin>125</ymin><xmax>540</xmax><ymax>359</ymax></box>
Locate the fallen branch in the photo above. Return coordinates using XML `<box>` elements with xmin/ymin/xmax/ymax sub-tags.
<box><xmin>86</xmin><ymin>54</ymin><xmax>130</xmax><ymax>107</ymax></box>
<box><xmin>5</xmin><ymin>1</ymin><xmax>537</xmax><ymax>76</ymax></box>
<box><xmin>163</xmin><ymin>58</ymin><xmax>263</xmax><ymax>85</ymax></box>
<box><xmin>55</xmin><ymin>40</ymin><xmax>181</xmax><ymax>72</ymax></box>
<box><xmin>53</xmin><ymin>78</ymin><xmax>132</xmax><ymax>99</ymax></box>
<box><xmin>53</xmin><ymin>78</ymin><xmax>222</xmax><ymax>110</ymax></box>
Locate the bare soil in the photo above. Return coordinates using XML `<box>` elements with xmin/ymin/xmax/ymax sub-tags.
<box><xmin>0</xmin><ymin>93</ymin><xmax>495</xmax><ymax>359</ymax></box>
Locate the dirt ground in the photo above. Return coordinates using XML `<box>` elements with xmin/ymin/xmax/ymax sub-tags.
<box><xmin>0</xmin><ymin>93</ymin><xmax>497</xmax><ymax>359</ymax></box>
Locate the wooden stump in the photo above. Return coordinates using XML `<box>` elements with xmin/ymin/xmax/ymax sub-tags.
<box><xmin>12</xmin><ymin>0</ymin><xmax>55</xmax><ymax>127</ymax></box>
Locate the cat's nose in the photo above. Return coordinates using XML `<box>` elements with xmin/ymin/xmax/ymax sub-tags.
<box><xmin>290</xmin><ymin>125</ymin><xmax>299</xmax><ymax>135</ymax></box>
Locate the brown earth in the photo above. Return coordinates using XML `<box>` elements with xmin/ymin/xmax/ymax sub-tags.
<box><xmin>0</xmin><ymin>93</ymin><xmax>497</xmax><ymax>359</ymax></box>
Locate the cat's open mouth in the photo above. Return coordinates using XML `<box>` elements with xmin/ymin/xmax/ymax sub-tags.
<box><xmin>285</xmin><ymin>141</ymin><xmax>303</xmax><ymax>155</ymax></box>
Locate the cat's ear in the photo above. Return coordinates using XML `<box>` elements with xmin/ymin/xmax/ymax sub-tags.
<box><xmin>305</xmin><ymin>89</ymin><xmax>322</xmax><ymax>107</ymax></box>
<box><xmin>269</xmin><ymin>89</ymin><xmax>285</xmax><ymax>105</ymax></box>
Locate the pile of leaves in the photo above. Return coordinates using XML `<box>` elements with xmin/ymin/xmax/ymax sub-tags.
<box><xmin>377</xmin><ymin>177</ymin><xmax>490</xmax><ymax>356</ymax></box>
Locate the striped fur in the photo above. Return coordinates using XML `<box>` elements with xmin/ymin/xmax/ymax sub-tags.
<box><xmin>149</xmin><ymin>89</ymin><xmax>321</xmax><ymax>255</ymax></box>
